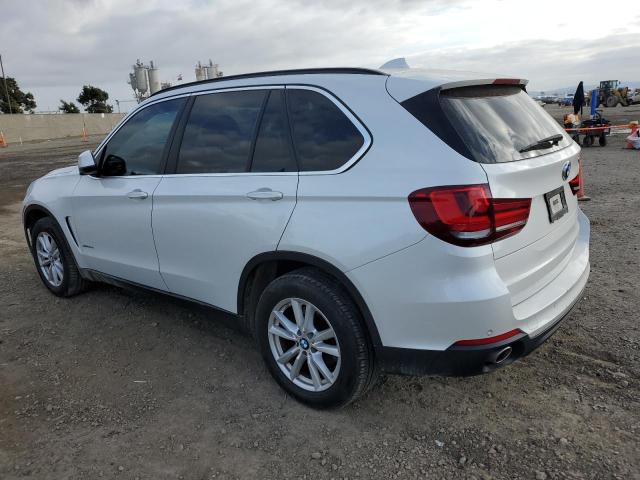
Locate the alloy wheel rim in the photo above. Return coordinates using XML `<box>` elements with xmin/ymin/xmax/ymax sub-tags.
<box><xmin>267</xmin><ymin>298</ymin><xmax>341</xmax><ymax>392</ymax></box>
<box><xmin>36</xmin><ymin>232</ymin><xmax>64</xmax><ymax>287</ymax></box>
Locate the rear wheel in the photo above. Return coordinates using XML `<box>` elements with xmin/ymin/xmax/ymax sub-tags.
<box><xmin>30</xmin><ymin>217</ymin><xmax>87</xmax><ymax>297</ymax></box>
<box><xmin>255</xmin><ymin>268</ymin><xmax>375</xmax><ymax>408</ymax></box>
<box><xmin>599</xmin><ymin>134</ymin><xmax>607</xmax><ymax>147</ymax></box>
<box><xmin>582</xmin><ymin>135</ymin><xmax>594</xmax><ymax>147</ymax></box>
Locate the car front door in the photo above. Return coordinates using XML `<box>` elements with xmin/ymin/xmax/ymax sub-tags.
<box><xmin>71</xmin><ymin>97</ymin><xmax>186</xmax><ymax>290</ymax></box>
<box><xmin>152</xmin><ymin>88</ymin><xmax>298</xmax><ymax>312</ymax></box>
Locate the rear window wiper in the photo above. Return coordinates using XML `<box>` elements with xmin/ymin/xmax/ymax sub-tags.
<box><xmin>518</xmin><ymin>134</ymin><xmax>564</xmax><ymax>153</ymax></box>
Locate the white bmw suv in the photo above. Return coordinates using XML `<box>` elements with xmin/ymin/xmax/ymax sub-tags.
<box><xmin>23</xmin><ymin>68</ymin><xmax>590</xmax><ymax>408</ymax></box>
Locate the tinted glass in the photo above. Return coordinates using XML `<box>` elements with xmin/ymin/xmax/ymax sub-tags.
<box><xmin>440</xmin><ymin>85</ymin><xmax>570</xmax><ymax>163</ymax></box>
<box><xmin>287</xmin><ymin>89</ymin><xmax>364</xmax><ymax>171</ymax></box>
<box><xmin>177</xmin><ymin>90</ymin><xmax>266</xmax><ymax>174</ymax></box>
<box><xmin>251</xmin><ymin>90</ymin><xmax>296</xmax><ymax>172</ymax></box>
<box><xmin>102</xmin><ymin>99</ymin><xmax>183</xmax><ymax>175</ymax></box>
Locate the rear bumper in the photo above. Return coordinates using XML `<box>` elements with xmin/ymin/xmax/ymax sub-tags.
<box><xmin>348</xmin><ymin>206</ymin><xmax>589</xmax><ymax>375</ymax></box>
<box><xmin>377</xmin><ymin>282</ymin><xmax>584</xmax><ymax>376</ymax></box>
<box><xmin>348</xmin><ymin>209</ymin><xmax>590</xmax><ymax>352</ymax></box>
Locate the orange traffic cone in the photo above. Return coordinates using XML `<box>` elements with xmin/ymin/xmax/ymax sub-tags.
<box><xmin>577</xmin><ymin>157</ymin><xmax>590</xmax><ymax>202</ymax></box>
<box><xmin>81</xmin><ymin>127</ymin><xmax>88</xmax><ymax>142</ymax></box>
<box><xmin>0</xmin><ymin>131</ymin><xmax>7</xmax><ymax>148</ymax></box>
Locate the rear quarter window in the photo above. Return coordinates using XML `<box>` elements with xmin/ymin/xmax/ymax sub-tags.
<box><xmin>287</xmin><ymin>89</ymin><xmax>365</xmax><ymax>172</ymax></box>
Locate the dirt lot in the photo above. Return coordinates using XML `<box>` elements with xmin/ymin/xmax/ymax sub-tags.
<box><xmin>1</xmin><ymin>116</ymin><xmax>639</xmax><ymax>479</ymax></box>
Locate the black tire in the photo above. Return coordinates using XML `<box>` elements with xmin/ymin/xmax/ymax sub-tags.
<box><xmin>605</xmin><ymin>96</ymin><xmax>618</xmax><ymax>108</ymax></box>
<box><xmin>255</xmin><ymin>268</ymin><xmax>375</xmax><ymax>408</ymax></box>
<box><xmin>582</xmin><ymin>135</ymin><xmax>594</xmax><ymax>147</ymax></box>
<box><xmin>30</xmin><ymin>217</ymin><xmax>88</xmax><ymax>297</ymax></box>
<box><xmin>599</xmin><ymin>134</ymin><xmax>607</xmax><ymax>147</ymax></box>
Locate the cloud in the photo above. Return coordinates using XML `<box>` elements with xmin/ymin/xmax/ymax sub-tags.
<box><xmin>0</xmin><ymin>0</ymin><xmax>637</xmax><ymax>111</ymax></box>
<box><xmin>407</xmin><ymin>33</ymin><xmax>640</xmax><ymax>91</ymax></box>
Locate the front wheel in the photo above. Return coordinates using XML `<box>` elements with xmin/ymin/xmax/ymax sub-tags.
<box><xmin>255</xmin><ymin>268</ymin><xmax>375</xmax><ymax>408</ymax></box>
<box><xmin>30</xmin><ymin>217</ymin><xmax>87</xmax><ymax>297</ymax></box>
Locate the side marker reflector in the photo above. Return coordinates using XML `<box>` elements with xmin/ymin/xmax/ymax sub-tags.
<box><xmin>453</xmin><ymin>328</ymin><xmax>523</xmax><ymax>346</ymax></box>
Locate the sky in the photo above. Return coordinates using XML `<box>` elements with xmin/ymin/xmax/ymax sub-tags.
<box><xmin>1</xmin><ymin>0</ymin><xmax>639</xmax><ymax>112</ymax></box>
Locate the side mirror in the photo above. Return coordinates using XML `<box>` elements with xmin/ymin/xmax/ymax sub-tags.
<box><xmin>78</xmin><ymin>150</ymin><xmax>97</xmax><ymax>175</ymax></box>
<box><xmin>102</xmin><ymin>154</ymin><xmax>127</xmax><ymax>176</ymax></box>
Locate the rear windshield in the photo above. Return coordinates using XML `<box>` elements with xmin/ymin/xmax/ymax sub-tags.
<box><xmin>439</xmin><ymin>85</ymin><xmax>570</xmax><ymax>163</ymax></box>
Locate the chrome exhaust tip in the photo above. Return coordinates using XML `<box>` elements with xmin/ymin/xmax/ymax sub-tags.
<box><xmin>494</xmin><ymin>346</ymin><xmax>513</xmax><ymax>365</ymax></box>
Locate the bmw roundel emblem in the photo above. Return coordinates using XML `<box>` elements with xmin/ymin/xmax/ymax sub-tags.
<box><xmin>300</xmin><ymin>338</ymin><xmax>310</xmax><ymax>350</ymax></box>
<box><xmin>561</xmin><ymin>161</ymin><xmax>572</xmax><ymax>181</ymax></box>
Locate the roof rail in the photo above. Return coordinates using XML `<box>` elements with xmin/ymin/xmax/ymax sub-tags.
<box><xmin>150</xmin><ymin>67</ymin><xmax>387</xmax><ymax>97</ymax></box>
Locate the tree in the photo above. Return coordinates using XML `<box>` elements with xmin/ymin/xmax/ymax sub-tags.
<box><xmin>77</xmin><ymin>85</ymin><xmax>113</xmax><ymax>113</ymax></box>
<box><xmin>59</xmin><ymin>100</ymin><xmax>80</xmax><ymax>113</ymax></box>
<box><xmin>0</xmin><ymin>77</ymin><xmax>36</xmax><ymax>113</ymax></box>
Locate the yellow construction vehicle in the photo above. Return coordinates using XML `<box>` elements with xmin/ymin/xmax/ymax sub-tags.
<box><xmin>597</xmin><ymin>80</ymin><xmax>629</xmax><ymax>107</ymax></box>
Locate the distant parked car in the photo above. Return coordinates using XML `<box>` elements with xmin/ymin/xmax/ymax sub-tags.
<box><xmin>559</xmin><ymin>94</ymin><xmax>574</xmax><ymax>106</ymax></box>
<box><xmin>628</xmin><ymin>90</ymin><xmax>640</xmax><ymax>105</ymax></box>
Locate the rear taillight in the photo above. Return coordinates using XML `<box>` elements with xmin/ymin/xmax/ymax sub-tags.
<box><xmin>408</xmin><ymin>184</ymin><xmax>531</xmax><ymax>247</ymax></box>
<box><xmin>568</xmin><ymin>163</ymin><xmax>581</xmax><ymax>195</ymax></box>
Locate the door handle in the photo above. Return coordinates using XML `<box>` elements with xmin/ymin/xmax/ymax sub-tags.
<box><xmin>246</xmin><ymin>189</ymin><xmax>284</xmax><ymax>201</ymax></box>
<box><xmin>127</xmin><ymin>189</ymin><xmax>149</xmax><ymax>200</ymax></box>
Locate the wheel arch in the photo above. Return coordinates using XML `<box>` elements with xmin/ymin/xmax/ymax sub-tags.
<box><xmin>23</xmin><ymin>204</ymin><xmax>57</xmax><ymax>250</ymax></box>
<box><xmin>23</xmin><ymin>204</ymin><xmax>80</xmax><ymax>257</ymax></box>
<box><xmin>238</xmin><ymin>251</ymin><xmax>382</xmax><ymax>347</ymax></box>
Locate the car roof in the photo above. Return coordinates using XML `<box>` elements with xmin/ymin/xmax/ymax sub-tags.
<box><xmin>149</xmin><ymin>67</ymin><xmax>387</xmax><ymax>98</ymax></box>
<box><xmin>144</xmin><ymin>66</ymin><xmax>527</xmax><ymax>106</ymax></box>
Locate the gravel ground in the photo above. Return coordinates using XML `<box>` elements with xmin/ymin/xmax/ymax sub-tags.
<box><xmin>1</xmin><ymin>118</ymin><xmax>639</xmax><ymax>479</ymax></box>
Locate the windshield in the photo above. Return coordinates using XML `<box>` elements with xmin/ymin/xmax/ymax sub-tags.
<box><xmin>440</xmin><ymin>85</ymin><xmax>570</xmax><ymax>163</ymax></box>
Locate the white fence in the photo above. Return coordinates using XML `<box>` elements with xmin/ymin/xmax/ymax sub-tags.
<box><xmin>0</xmin><ymin>113</ymin><xmax>125</xmax><ymax>143</ymax></box>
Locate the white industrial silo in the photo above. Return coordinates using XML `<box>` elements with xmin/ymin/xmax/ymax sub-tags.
<box><xmin>205</xmin><ymin>59</ymin><xmax>220</xmax><ymax>79</ymax></box>
<box><xmin>195</xmin><ymin>62</ymin><xmax>207</xmax><ymax>82</ymax></box>
<box><xmin>134</xmin><ymin>61</ymin><xmax>149</xmax><ymax>94</ymax></box>
<box><xmin>148</xmin><ymin>60</ymin><xmax>161</xmax><ymax>94</ymax></box>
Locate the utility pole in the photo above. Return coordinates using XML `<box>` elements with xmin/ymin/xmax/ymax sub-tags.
<box><xmin>0</xmin><ymin>54</ymin><xmax>13</xmax><ymax>114</ymax></box>
<box><xmin>114</xmin><ymin>99</ymin><xmax>136</xmax><ymax>114</ymax></box>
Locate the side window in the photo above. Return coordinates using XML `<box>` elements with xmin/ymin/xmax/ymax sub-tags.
<box><xmin>251</xmin><ymin>90</ymin><xmax>296</xmax><ymax>172</ymax></box>
<box><xmin>177</xmin><ymin>90</ymin><xmax>266</xmax><ymax>174</ymax></box>
<box><xmin>101</xmin><ymin>98</ymin><xmax>184</xmax><ymax>175</ymax></box>
<box><xmin>287</xmin><ymin>89</ymin><xmax>364</xmax><ymax>172</ymax></box>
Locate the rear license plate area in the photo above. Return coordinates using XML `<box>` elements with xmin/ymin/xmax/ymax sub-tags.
<box><xmin>544</xmin><ymin>186</ymin><xmax>568</xmax><ymax>223</ymax></box>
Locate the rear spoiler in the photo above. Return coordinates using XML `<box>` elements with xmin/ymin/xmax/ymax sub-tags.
<box><xmin>439</xmin><ymin>78</ymin><xmax>529</xmax><ymax>91</ymax></box>
<box><xmin>386</xmin><ymin>71</ymin><xmax>529</xmax><ymax>103</ymax></box>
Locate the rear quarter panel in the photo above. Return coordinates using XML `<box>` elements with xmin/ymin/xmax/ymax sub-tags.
<box><xmin>278</xmin><ymin>76</ymin><xmax>489</xmax><ymax>271</ymax></box>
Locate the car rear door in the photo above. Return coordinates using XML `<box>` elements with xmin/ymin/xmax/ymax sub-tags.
<box><xmin>71</xmin><ymin>97</ymin><xmax>186</xmax><ymax>290</ymax></box>
<box><xmin>396</xmin><ymin>81</ymin><xmax>585</xmax><ymax>310</ymax></box>
<box><xmin>436</xmin><ymin>84</ymin><xmax>583</xmax><ymax>306</ymax></box>
<box><xmin>152</xmin><ymin>87</ymin><xmax>298</xmax><ymax>313</ymax></box>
